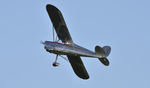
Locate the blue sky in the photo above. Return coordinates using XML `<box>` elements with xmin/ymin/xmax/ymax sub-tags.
<box><xmin>0</xmin><ymin>0</ymin><xmax>150</xmax><ymax>88</ymax></box>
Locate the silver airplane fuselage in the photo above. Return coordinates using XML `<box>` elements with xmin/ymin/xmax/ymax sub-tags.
<box><xmin>43</xmin><ymin>41</ymin><xmax>102</xmax><ymax>58</ymax></box>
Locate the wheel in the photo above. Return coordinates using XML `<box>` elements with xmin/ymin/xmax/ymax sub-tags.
<box><xmin>52</xmin><ymin>62</ymin><xmax>59</xmax><ymax>67</ymax></box>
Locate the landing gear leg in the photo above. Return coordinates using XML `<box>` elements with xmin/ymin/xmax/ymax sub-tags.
<box><xmin>53</xmin><ymin>55</ymin><xmax>60</xmax><ymax>67</ymax></box>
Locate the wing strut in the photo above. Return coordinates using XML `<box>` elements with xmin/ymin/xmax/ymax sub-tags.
<box><xmin>52</xmin><ymin>27</ymin><xmax>59</xmax><ymax>42</ymax></box>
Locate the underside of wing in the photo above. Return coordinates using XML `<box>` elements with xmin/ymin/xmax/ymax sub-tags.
<box><xmin>46</xmin><ymin>4</ymin><xmax>73</xmax><ymax>43</ymax></box>
<box><xmin>67</xmin><ymin>55</ymin><xmax>89</xmax><ymax>79</ymax></box>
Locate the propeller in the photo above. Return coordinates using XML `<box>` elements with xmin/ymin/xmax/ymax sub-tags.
<box><xmin>40</xmin><ymin>40</ymin><xmax>44</xmax><ymax>44</ymax></box>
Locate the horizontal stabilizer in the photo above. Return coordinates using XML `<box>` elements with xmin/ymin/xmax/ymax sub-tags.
<box><xmin>98</xmin><ymin>57</ymin><xmax>109</xmax><ymax>66</ymax></box>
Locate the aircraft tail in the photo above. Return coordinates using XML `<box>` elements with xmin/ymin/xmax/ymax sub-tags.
<box><xmin>103</xmin><ymin>46</ymin><xmax>111</xmax><ymax>57</ymax></box>
<box><xmin>98</xmin><ymin>57</ymin><xmax>109</xmax><ymax>66</ymax></box>
<box><xmin>95</xmin><ymin>46</ymin><xmax>110</xmax><ymax>66</ymax></box>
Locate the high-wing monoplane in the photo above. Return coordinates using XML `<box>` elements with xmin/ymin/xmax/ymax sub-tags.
<box><xmin>41</xmin><ymin>4</ymin><xmax>111</xmax><ymax>79</ymax></box>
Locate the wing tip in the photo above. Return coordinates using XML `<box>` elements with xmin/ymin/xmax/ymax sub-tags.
<box><xmin>46</xmin><ymin>4</ymin><xmax>58</xmax><ymax>11</ymax></box>
<box><xmin>72</xmin><ymin>67</ymin><xmax>90</xmax><ymax>80</ymax></box>
<box><xmin>78</xmin><ymin>75</ymin><xmax>89</xmax><ymax>80</ymax></box>
<box><xmin>74</xmin><ymin>70</ymin><xmax>89</xmax><ymax>80</ymax></box>
<box><xmin>46</xmin><ymin>4</ymin><xmax>53</xmax><ymax>8</ymax></box>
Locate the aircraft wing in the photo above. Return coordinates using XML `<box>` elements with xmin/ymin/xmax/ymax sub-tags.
<box><xmin>46</xmin><ymin>4</ymin><xmax>73</xmax><ymax>43</ymax></box>
<box><xmin>67</xmin><ymin>55</ymin><xmax>89</xmax><ymax>79</ymax></box>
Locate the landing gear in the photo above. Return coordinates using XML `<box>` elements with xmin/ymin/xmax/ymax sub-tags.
<box><xmin>52</xmin><ymin>55</ymin><xmax>68</xmax><ymax>67</ymax></box>
<box><xmin>52</xmin><ymin>26</ymin><xmax>60</xmax><ymax>67</ymax></box>
<box><xmin>53</xmin><ymin>62</ymin><xmax>59</xmax><ymax>67</ymax></box>
<box><xmin>52</xmin><ymin>55</ymin><xmax>60</xmax><ymax>67</ymax></box>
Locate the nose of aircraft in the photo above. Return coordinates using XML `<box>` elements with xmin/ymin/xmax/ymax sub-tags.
<box><xmin>43</xmin><ymin>41</ymin><xmax>55</xmax><ymax>51</ymax></box>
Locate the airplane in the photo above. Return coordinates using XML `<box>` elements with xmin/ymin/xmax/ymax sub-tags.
<box><xmin>41</xmin><ymin>4</ymin><xmax>111</xmax><ymax>79</ymax></box>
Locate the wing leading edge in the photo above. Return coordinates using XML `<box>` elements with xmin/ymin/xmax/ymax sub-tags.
<box><xmin>67</xmin><ymin>55</ymin><xmax>89</xmax><ymax>79</ymax></box>
<box><xmin>46</xmin><ymin>4</ymin><xmax>73</xmax><ymax>43</ymax></box>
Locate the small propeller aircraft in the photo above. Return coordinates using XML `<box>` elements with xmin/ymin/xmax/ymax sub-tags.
<box><xmin>41</xmin><ymin>4</ymin><xmax>111</xmax><ymax>79</ymax></box>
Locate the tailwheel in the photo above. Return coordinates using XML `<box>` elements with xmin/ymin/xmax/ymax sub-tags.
<box><xmin>52</xmin><ymin>55</ymin><xmax>60</xmax><ymax>67</ymax></box>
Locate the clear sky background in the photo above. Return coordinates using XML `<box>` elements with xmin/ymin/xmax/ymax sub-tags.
<box><xmin>0</xmin><ymin>0</ymin><xmax>150</xmax><ymax>88</ymax></box>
